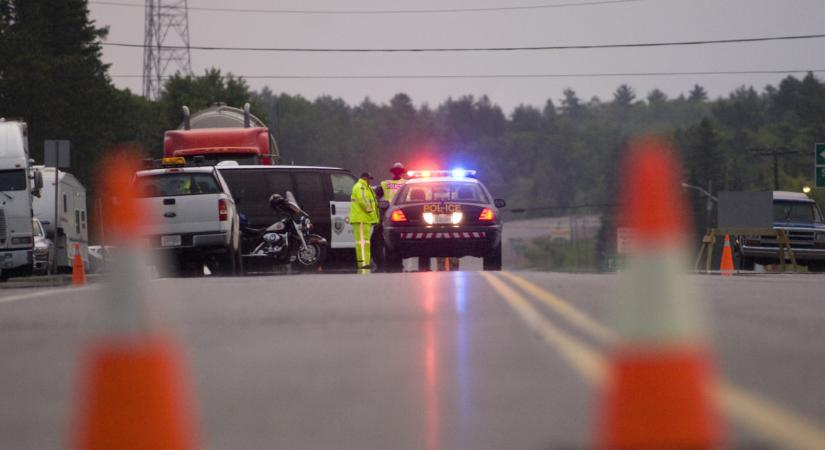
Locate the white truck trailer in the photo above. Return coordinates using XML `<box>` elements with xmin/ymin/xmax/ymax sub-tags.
<box><xmin>33</xmin><ymin>166</ymin><xmax>88</xmax><ymax>272</ymax></box>
<box><xmin>0</xmin><ymin>119</ymin><xmax>42</xmax><ymax>279</ymax></box>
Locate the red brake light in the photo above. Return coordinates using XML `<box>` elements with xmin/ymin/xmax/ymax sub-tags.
<box><xmin>391</xmin><ymin>209</ymin><xmax>408</xmax><ymax>222</ymax></box>
<box><xmin>218</xmin><ymin>198</ymin><xmax>229</xmax><ymax>221</ymax></box>
<box><xmin>478</xmin><ymin>208</ymin><xmax>495</xmax><ymax>221</ymax></box>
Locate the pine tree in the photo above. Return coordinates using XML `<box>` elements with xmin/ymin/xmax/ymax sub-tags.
<box><xmin>0</xmin><ymin>0</ymin><xmax>123</xmax><ymax>181</ymax></box>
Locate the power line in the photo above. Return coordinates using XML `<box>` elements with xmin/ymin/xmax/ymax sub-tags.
<box><xmin>100</xmin><ymin>32</ymin><xmax>825</xmax><ymax>53</ymax></box>
<box><xmin>108</xmin><ymin>69</ymin><xmax>825</xmax><ymax>80</ymax></box>
<box><xmin>89</xmin><ymin>0</ymin><xmax>647</xmax><ymax>15</ymax></box>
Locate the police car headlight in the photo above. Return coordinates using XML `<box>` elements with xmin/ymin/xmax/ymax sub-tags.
<box><xmin>451</xmin><ymin>212</ymin><xmax>463</xmax><ymax>224</ymax></box>
<box><xmin>423</xmin><ymin>212</ymin><xmax>434</xmax><ymax>225</ymax></box>
<box><xmin>815</xmin><ymin>232</ymin><xmax>825</xmax><ymax>243</ymax></box>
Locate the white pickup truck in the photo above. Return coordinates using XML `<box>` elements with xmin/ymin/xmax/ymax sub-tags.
<box><xmin>134</xmin><ymin>164</ymin><xmax>241</xmax><ymax>276</ymax></box>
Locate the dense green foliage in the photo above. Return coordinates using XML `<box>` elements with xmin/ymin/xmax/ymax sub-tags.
<box><xmin>255</xmin><ymin>79</ymin><xmax>825</xmax><ymax>218</ymax></box>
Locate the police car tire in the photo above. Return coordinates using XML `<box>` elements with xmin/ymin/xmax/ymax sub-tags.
<box><xmin>385</xmin><ymin>249</ymin><xmax>403</xmax><ymax>272</ymax></box>
<box><xmin>483</xmin><ymin>244</ymin><xmax>502</xmax><ymax>271</ymax></box>
<box><xmin>214</xmin><ymin>247</ymin><xmax>239</xmax><ymax>276</ymax></box>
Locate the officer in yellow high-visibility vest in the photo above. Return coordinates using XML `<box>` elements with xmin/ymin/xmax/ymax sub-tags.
<box><xmin>373</xmin><ymin>162</ymin><xmax>407</xmax><ymax>272</ymax></box>
<box><xmin>375</xmin><ymin>162</ymin><xmax>407</xmax><ymax>203</ymax></box>
<box><xmin>350</xmin><ymin>172</ymin><xmax>379</xmax><ymax>273</ymax></box>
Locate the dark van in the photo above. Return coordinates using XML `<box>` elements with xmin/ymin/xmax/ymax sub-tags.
<box><xmin>216</xmin><ymin>164</ymin><xmax>359</xmax><ymax>261</ymax></box>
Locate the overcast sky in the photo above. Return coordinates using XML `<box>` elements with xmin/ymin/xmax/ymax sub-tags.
<box><xmin>89</xmin><ymin>0</ymin><xmax>825</xmax><ymax>112</ymax></box>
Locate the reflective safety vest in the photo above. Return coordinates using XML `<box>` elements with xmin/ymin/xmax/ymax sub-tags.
<box><xmin>350</xmin><ymin>178</ymin><xmax>379</xmax><ymax>224</ymax></box>
<box><xmin>380</xmin><ymin>179</ymin><xmax>406</xmax><ymax>203</ymax></box>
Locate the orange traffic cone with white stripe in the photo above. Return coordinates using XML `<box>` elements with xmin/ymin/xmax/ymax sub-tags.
<box><xmin>71</xmin><ymin>151</ymin><xmax>198</xmax><ymax>450</ymax></box>
<box><xmin>598</xmin><ymin>137</ymin><xmax>723</xmax><ymax>449</ymax></box>
<box><xmin>720</xmin><ymin>234</ymin><xmax>734</xmax><ymax>276</ymax></box>
<box><xmin>72</xmin><ymin>243</ymin><xmax>87</xmax><ymax>285</ymax></box>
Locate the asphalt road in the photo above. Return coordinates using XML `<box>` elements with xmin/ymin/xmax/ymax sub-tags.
<box><xmin>1</xmin><ymin>271</ymin><xmax>825</xmax><ymax>449</ymax></box>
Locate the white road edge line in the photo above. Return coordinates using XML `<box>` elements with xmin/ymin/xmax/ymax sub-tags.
<box><xmin>0</xmin><ymin>285</ymin><xmax>100</xmax><ymax>304</ymax></box>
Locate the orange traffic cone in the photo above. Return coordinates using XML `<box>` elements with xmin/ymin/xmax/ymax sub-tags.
<box><xmin>72</xmin><ymin>243</ymin><xmax>87</xmax><ymax>285</ymax></box>
<box><xmin>73</xmin><ymin>338</ymin><xmax>197</xmax><ymax>450</ymax></box>
<box><xmin>71</xmin><ymin>151</ymin><xmax>198</xmax><ymax>450</ymax></box>
<box><xmin>720</xmin><ymin>234</ymin><xmax>734</xmax><ymax>276</ymax></box>
<box><xmin>598</xmin><ymin>137</ymin><xmax>723</xmax><ymax>449</ymax></box>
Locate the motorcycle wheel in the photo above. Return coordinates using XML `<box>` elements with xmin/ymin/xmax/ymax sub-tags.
<box><xmin>295</xmin><ymin>240</ymin><xmax>327</xmax><ymax>271</ymax></box>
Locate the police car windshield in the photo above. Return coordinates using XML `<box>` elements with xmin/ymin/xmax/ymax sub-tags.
<box><xmin>136</xmin><ymin>173</ymin><xmax>221</xmax><ymax>197</ymax></box>
<box><xmin>397</xmin><ymin>181</ymin><xmax>488</xmax><ymax>204</ymax></box>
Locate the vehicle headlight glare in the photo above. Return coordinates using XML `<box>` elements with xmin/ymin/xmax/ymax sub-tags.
<box><xmin>423</xmin><ymin>212</ymin><xmax>434</xmax><ymax>224</ymax></box>
<box><xmin>451</xmin><ymin>212</ymin><xmax>463</xmax><ymax>224</ymax></box>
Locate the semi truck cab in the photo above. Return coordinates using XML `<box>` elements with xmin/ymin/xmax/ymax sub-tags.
<box><xmin>0</xmin><ymin>119</ymin><xmax>42</xmax><ymax>279</ymax></box>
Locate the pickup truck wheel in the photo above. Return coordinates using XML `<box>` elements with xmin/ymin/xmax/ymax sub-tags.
<box><xmin>483</xmin><ymin>244</ymin><xmax>503</xmax><ymax>271</ymax></box>
<box><xmin>178</xmin><ymin>256</ymin><xmax>203</xmax><ymax>277</ymax></box>
<box><xmin>214</xmin><ymin>247</ymin><xmax>239</xmax><ymax>276</ymax></box>
<box><xmin>235</xmin><ymin>247</ymin><xmax>244</xmax><ymax>276</ymax></box>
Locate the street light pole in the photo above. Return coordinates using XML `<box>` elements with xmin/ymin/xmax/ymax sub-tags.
<box><xmin>682</xmin><ymin>181</ymin><xmax>717</xmax><ymax>229</ymax></box>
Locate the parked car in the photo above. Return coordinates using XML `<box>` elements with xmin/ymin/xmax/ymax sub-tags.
<box><xmin>87</xmin><ymin>245</ymin><xmax>115</xmax><ymax>274</ymax></box>
<box><xmin>32</xmin><ymin>218</ymin><xmax>53</xmax><ymax>275</ymax></box>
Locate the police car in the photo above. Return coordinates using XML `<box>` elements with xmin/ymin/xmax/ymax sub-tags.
<box><xmin>381</xmin><ymin>170</ymin><xmax>505</xmax><ymax>270</ymax></box>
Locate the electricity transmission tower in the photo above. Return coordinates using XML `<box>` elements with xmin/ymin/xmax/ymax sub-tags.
<box><xmin>142</xmin><ymin>0</ymin><xmax>192</xmax><ymax>100</ymax></box>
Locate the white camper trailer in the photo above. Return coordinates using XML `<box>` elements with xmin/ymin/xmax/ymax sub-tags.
<box><xmin>33</xmin><ymin>166</ymin><xmax>88</xmax><ymax>272</ymax></box>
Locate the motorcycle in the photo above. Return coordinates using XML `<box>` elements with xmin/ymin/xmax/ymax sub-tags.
<box><xmin>240</xmin><ymin>191</ymin><xmax>328</xmax><ymax>271</ymax></box>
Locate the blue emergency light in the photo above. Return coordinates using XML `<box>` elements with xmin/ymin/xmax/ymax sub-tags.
<box><xmin>407</xmin><ymin>169</ymin><xmax>477</xmax><ymax>178</ymax></box>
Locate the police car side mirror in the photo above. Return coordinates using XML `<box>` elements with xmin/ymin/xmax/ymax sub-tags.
<box><xmin>494</xmin><ymin>199</ymin><xmax>506</xmax><ymax>208</ymax></box>
<box><xmin>378</xmin><ymin>200</ymin><xmax>390</xmax><ymax>209</ymax></box>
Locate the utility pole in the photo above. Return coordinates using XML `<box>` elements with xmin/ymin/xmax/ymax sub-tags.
<box><xmin>142</xmin><ymin>0</ymin><xmax>193</xmax><ymax>100</ymax></box>
<box><xmin>751</xmin><ymin>148</ymin><xmax>800</xmax><ymax>191</ymax></box>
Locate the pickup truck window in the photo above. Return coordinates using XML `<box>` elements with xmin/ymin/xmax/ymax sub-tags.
<box><xmin>136</xmin><ymin>173</ymin><xmax>221</xmax><ymax>197</ymax></box>
<box><xmin>773</xmin><ymin>201</ymin><xmax>824</xmax><ymax>224</ymax></box>
<box><xmin>0</xmin><ymin>169</ymin><xmax>27</xmax><ymax>191</ymax></box>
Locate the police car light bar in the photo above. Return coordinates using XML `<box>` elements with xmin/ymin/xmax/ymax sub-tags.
<box><xmin>407</xmin><ymin>169</ymin><xmax>477</xmax><ymax>178</ymax></box>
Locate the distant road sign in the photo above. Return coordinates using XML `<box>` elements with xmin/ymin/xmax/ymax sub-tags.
<box><xmin>44</xmin><ymin>140</ymin><xmax>71</xmax><ymax>168</ymax></box>
<box><xmin>817</xmin><ymin>143</ymin><xmax>825</xmax><ymax>165</ymax></box>
<box><xmin>817</xmin><ymin>143</ymin><xmax>825</xmax><ymax>189</ymax></box>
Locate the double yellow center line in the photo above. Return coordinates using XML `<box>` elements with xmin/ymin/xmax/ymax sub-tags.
<box><xmin>481</xmin><ymin>271</ymin><xmax>825</xmax><ymax>450</ymax></box>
